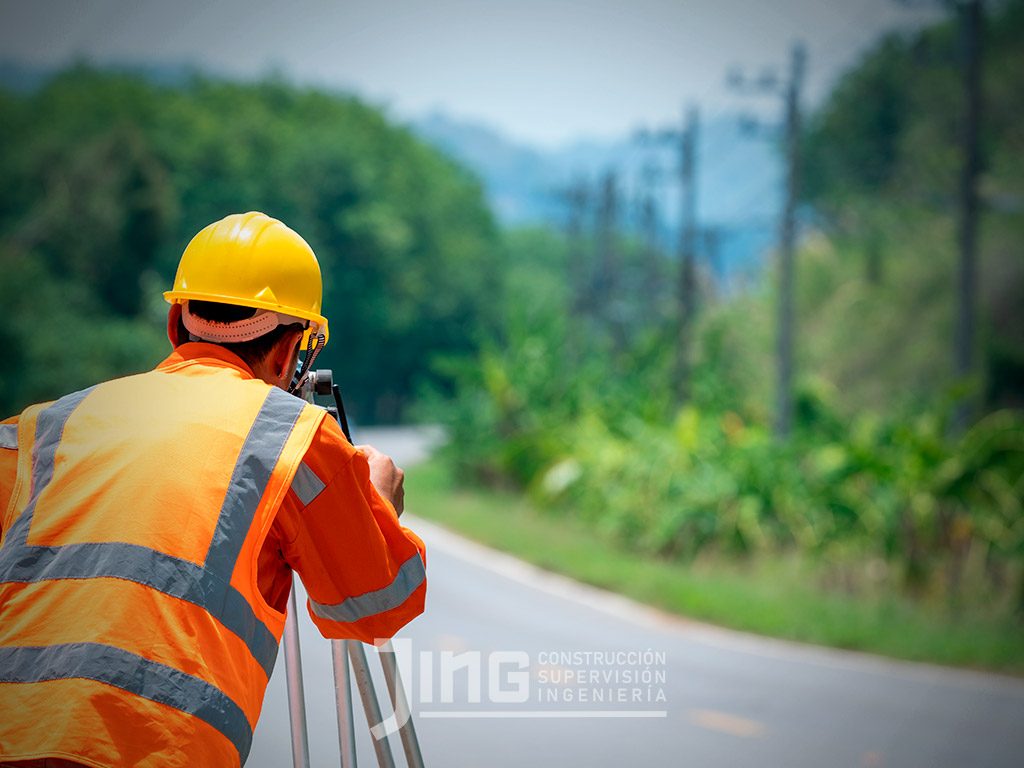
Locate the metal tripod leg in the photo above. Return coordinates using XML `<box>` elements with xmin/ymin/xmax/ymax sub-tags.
<box><xmin>333</xmin><ymin>639</ymin><xmax>358</xmax><ymax>768</ymax></box>
<box><xmin>284</xmin><ymin>594</ymin><xmax>425</xmax><ymax>768</ymax></box>
<box><xmin>348</xmin><ymin>640</ymin><xmax>397</xmax><ymax>768</ymax></box>
<box><xmin>283</xmin><ymin>587</ymin><xmax>311</xmax><ymax>768</ymax></box>
<box><xmin>378</xmin><ymin>641</ymin><xmax>426</xmax><ymax>768</ymax></box>
<box><xmin>336</xmin><ymin>638</ymin><xmax>427</xmax><ymax>768</ymax></box>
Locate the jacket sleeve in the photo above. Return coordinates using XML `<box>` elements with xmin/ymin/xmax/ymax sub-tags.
<box><xmin>273</xmin><ymin>418</ymin><xmax>426</xmax><ymax>644</ymax></box>
<box><xmin>0</xmin><ymin>416</ymin><xmax>19</xmax><ymax>540</ymax></box>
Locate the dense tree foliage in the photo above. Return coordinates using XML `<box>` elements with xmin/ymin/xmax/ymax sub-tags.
<box><xmin>801</xmin><ymin>0</ymin><xmax>1024</xmax><ymax>412</ymax></box>
<box><xmin>432</xmin><ymin>5</ymin><xmax>1024</xmax><ymax>611</ymax></box>
<box><xmin>0</xmin><ymin>67</ymin><xmax>499</xmax><ymax>421</ymax></box>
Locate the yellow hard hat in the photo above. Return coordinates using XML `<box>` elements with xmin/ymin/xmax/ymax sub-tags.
<box><xmin>164</xmin><ymin>212</ymin><xmax>329</xmax><ymax>349</ymax></box>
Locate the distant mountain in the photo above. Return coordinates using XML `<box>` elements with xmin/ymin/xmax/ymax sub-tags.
<box><xmin>0</xmin><ymin>60</ymin><xmax>52</xmax><ymax>93</ymax></box>
<box><xmin>410</xmin><ymin>113</ymin><xmax>565</xmax><ymax>225</ymax></box>
<box><xmin>408</xmin><ymin>111</ymin><xmax>783</xmax><ymax>277</ymax></box>
<box><xmin>0</xmin><ymin>58</ymin><xmax>198</xmax><ymax>92</ymax></box>
<box><xmin>0</xmin><ymin>61</ymin><xmax>783</xmax><ymax>277</ymax></box>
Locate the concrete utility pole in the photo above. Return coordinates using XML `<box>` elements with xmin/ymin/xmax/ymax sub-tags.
<box><xmin>559</xmin><ymin>177</ymin><xmax>591</xmax><ymax>372</ymax></box>
<box><xmin>674</xmin><ymin>106</ymin><xmax>700</xmax><ymax>404</ymax></box>
<box><xmin>639</xmin><ymin>160</ymin><xmax>663</xmax><ymax>323</ymax></box>
<box><xmin>955</xmin><ymin>0</ymin><xmax>983</xmax><ymax>428</ymax></box>
<box><xmin>595</xmin><ymin>170</ymin><xmax>626</xmax><ymax>352</ymax></box>
<box><xmin>634</xmin><ymin>104</ymin><xmax>701</xmax><ymax>402</ymax></box>
<box><xmin>562</xmin><ymin>178</ymin><xmax>590</xmax><ymax>318</ymax></box>
<box><xmin>728</xmin><ymin>44</ymin><xmax>806</xmax><ymax>437</ymax></box>
<box><xmin>892</xmin><ymin>0</ymin><xmax>984</xmax><ymax>428</ymax></box>
<box><xmin>595</xmin><ymin>170</ymin><xmax>619</xmax><ymax>305</ymax></box>
<box><xmin>776</xmin><ymin>43</ymin><xmax>806</xmax><ymax>438</ymax></box>
<box><xmin>702</xmin><ymin>228</ymin><xmax>723</xmax><ymax>299</ymax></box>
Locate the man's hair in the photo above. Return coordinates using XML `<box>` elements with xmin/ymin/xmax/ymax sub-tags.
<box><xmin>187</xmin><ymin>300</ymin><xmax>305</xmax><ymax>371</ymax></box>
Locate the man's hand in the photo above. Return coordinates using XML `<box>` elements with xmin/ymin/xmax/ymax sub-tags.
<box><xmin>358</xmin><ymin>444</ymin><xmax>405</xmax><ymax>517</ymax></box>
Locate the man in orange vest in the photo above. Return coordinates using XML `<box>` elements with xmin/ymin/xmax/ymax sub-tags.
<box><xmin>0</xmin><ymin>212</ymin><xmax>427</xmax><ymax>767</ymax></box>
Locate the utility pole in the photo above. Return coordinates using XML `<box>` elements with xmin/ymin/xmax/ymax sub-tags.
<box><xmin>558</xmin><ymin>177</ymin><xmax>591</xmax><ymax>372</ymax></box>
<box><xmin>595</xmin><ymin>170</ymin><xmax>624</xmax><ymax>351</ymax></box>
<box><xmin>728</xmin><ymin>44</ymin><xmax>806</xmax><ymax>437</ymax></box>
<box><xmin>702</xmin><ymin>227</ymin><xmax>724</xmax><ymax>299</ymax></box>
<box><xmin>635</xmin><ymin>104</ymin><xmax>701</xmax><ymax>403</ymax></box>
<box><xmin>777</xmin><ymin>43</ymin><xmax>806</xmax><ymax>438</ymax></box>
<box><xmin>955</xmin><ymin>0</ymin><xmax>982</xmax><ymax>428</ymax></box>
<box><xmin>562</xmin><ymin>177</ymin><xmax>590</xmax><ymax>318</ymax></box>
<box><xmin>597</xmin><ymin>170</ymin><xmax>620</xmax><ymax>303</ymax></box>
<box><xmin>674</xmin><ymin>106</ymin><xmax>700</xmax><ymax>403</ymax></box>
<box><xmin>639</xmin><ymin>159</ymin><xmax>663</xmax><ymax>324</ymax></box>
<box><xmin>892</xmin><ymin>0</ymin><xmax>984</xmax><ymax>427</ymax></box>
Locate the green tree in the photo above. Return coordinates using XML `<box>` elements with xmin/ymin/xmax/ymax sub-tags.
<box><xmin>0</xmin><ymin>68</ymin><xmax>500</xmax><ymax>422</ymax></box>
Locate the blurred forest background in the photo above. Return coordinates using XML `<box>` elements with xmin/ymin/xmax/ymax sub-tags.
<box><xmin>1</xmin><ymin>0</ymin><xmax>1022</xmax><ymax>652</ymax></box>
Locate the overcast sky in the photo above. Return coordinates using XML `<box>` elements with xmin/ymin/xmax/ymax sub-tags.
<box><xmin>0</xmin><ymin>0</ymin><xmax>941</xmax><ymax>148</ymax></box>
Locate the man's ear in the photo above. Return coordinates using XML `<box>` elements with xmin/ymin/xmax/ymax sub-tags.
<box><xmin>273</xmin><ymin>329</ymin><xmax>305</xmax><ymax>382</ymax></box>
<box><xmin>167</xmin><ymin>304</ymin><xmax>187</xmax><ymax>348</ymax></box>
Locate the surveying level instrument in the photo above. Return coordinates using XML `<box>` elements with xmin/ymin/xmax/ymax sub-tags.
<box><xmin>285</xmin><ymin>368</ymin><xmax>426</xmax><ymax>768</ymax></box>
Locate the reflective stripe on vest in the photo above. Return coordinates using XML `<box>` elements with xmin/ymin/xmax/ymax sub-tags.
<box><xmin>309</xmin><ymin>552</ymin><xmax>425</xmax><ymax>623</ymax></box>
<box><xmin>0</xmin><ymin>643</ymin><xmax>251</xmax><ymax>761</ymax></box>
<box><xmin>291</xmin><ymin>460</ymin><xmax>326</xmax><ymax>506</ymax></box>
<box><xmin>0</xmin><ymin>423</ymin><xmax>16</xmax><ymax>449</ymax></box>
<box><xmin>0</xmin><ymin>383</ymin><xmax>309</xmax><ymax>763</ymax></box>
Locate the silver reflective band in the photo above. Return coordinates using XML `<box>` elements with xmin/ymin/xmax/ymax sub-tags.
<box><xmin>0</xmin><ymin>385</ymin><xmax>303</xmax><ymax>679</ymax></box>
<box><xmin>5</xmin><ymin>388</ymin><xmax>95</xmax><ymax>548</ymax></box>
<box><xmin>310</xmin><ymin>553</ymin><xmax>425</xmax><ymax>623</ymax></box>
<box><xmin>0</xmin><ymin>423</ymin><xmax>16</xmax><ymax>449</ymax></box>
<box><xmin>0</xmin><ymin>540</ymin><xmax>280</xmax><ymax>679</ymax></box>
<box><xmin>203</xmin><ymin>387</ymin><xmax>305</xmax><ymax>579</ymax></box>
<box><xmin>0</xmin><ymin>642</ymin><xmax>252</xmax><ymax>763</ymax></box>
<box><xmin>291</xmin><ymin>461</ymin><xmax>326</xmax><ymax>507</ymax></box>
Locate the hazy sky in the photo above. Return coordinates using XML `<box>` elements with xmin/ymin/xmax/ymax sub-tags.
<box><xmin>0</xmin><ymin>0</ymin><xmax>941</xmax><ymax>148</ymax></box>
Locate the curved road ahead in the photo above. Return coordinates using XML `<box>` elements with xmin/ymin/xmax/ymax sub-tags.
<box><xmin>247</xmin><ymin>427</ymin><xmax>1024</xmax><ymax>768</ymax></box>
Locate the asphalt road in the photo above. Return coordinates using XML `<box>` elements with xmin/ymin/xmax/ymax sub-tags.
<box><xmin>247</xmin><ymin>428</ymin><xmax>1024</xmax><ymax>768</ymax></box>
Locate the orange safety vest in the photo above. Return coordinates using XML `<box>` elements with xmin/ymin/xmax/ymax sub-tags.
<box><xmin>0</xmin><ymin>357</ymin><xmax>326</xmax><ymax>767</ymax></box>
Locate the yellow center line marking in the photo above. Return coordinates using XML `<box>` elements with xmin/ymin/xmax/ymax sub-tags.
<box><xmin>686</xmin><ymin>708</ymin><xmax>767</xmax><ymax>738</ymax></box>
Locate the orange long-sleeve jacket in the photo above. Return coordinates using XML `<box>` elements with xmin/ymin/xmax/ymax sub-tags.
<box><xmin>0</xmin><ymin>343</ymin><xmax>426</xmax><ymax>767</ymax></box>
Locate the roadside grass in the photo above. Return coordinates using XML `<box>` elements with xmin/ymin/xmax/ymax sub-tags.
<box><xmin>406</xmin><ymin>459</ymin><xmax>1024</xmax><ymax>676</ymax></box>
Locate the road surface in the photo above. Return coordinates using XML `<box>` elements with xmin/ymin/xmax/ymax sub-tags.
<box><xmin>247</xmin><ymin>427</ymin><xmax>1024</xmax><ymax>768</ymax></box>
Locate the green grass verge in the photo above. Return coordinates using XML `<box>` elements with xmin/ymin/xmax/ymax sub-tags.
<box><xmin>406</xmin><ymin>459</ymin><xmax>1024</xmax><ymax>675</ymax></box>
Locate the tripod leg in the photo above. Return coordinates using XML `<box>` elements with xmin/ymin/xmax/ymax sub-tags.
<box><xmin>378</xmin><ymin>641</ymin><xmax>426</xmax><ymax>768</ymax></box>
<box><xmin>348</xmin><ymin>640</ymin><xmax>397</xmax><ymax>768</ymax></box>
<box><xmin>333</xmin><ymin>638</ymin><xmax>358</xmax><ymax>767</ymax></box>
<box><xmin>284</xmin><ymin>587</ymin><xmax>311</xmax><ymax>768</ymax></box>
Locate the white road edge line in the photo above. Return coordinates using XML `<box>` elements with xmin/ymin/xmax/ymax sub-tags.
<box><xmin>404</xmin><ymin>514</ymin><xmax>1024</xmax><ymax>697</ymax></box>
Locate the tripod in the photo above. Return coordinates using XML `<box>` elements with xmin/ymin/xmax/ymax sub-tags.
<box><xmin>284</xmin><ymin>369</ymin><xmax>425</xmax><ymax>768</ymax></box>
